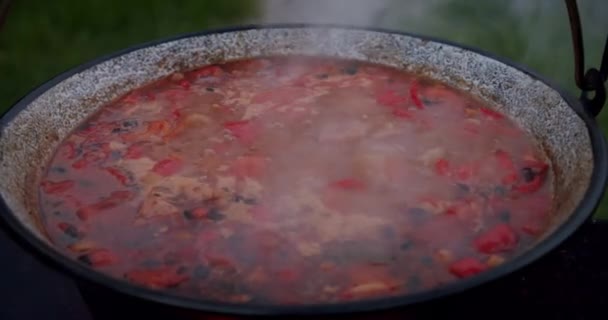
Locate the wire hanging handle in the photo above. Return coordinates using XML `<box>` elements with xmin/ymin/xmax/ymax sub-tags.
<box><xmin>566</xmin><ymin>0</ymin><xmax>607</xmax><ymax>117</ymax></box>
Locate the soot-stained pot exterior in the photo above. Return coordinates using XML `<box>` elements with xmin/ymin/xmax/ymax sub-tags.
<box><xmin>0</xmin><ymin>25</ymin><xmax>606</xmax><ymax>316</ymax></box>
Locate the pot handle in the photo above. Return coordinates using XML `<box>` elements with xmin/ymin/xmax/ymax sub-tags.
<box><xmin>566</xmin><ymin>0</ymin><xmax>608</xmax><ymax>117</ymax></box>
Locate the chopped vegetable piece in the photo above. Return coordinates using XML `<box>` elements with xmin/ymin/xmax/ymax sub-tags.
<box><xmin>409</xmin><ymin>81</ymin><xmax>424</xmax><ymax>109</ymax></box>
<box><xmin>76</xmin><ymin>190</ymin><xmax>134</xmax><ymax>220</ymax></box>
<box><xmin>449</xmin><ymin>258</ymin><xmax>487</xmax><ymax>278</ymax></box>
<box><xmin>125</xmin><ymin>267</ymin><xmax>189</xmax><ymax>289</ymax></box>
<box><xmin>480</xmin><ymin>107</ymin><xmax>504</xmax><ymax>119</ymax></box>
<box><xmin>125</xmin><ymin>143</ymin><xmax>144</xmax><ymax>159</ymax></box>
<box><xmin>178</xmin><ymin>79</ymin><xmax>191</xmax><ymax>89</ymax></box>
<box><xmin>434</xmin><ymin>159</ymin><xmax>450</xmax><ymax>176</ymax></box>
<box><xmin>455</xmin><ymin>164</ymin><xmax>476</xmax><ymax>181</ymax></box>
<box><xmin>67</xmin><ymin>240</ymin><xmax>97</xmax><ymax>253</ymax></box>
<box><xmin>105</xmin><ymin>167</ymin><xmax>133</xmax><ymax>186</ymax></box>
<box><xmin>486</xmin><ymin>255</ymin><xmax>505</xmax><ymax>267</ymax></box>
<box><xmin>40</xmin><ymin>180</ymin><xmax>74</xmax><ymax>194</ymax></box>
<box><xmin>146</xmin><ymin>120</ymin><xmax>171</xmax><ymax>136</ymax></box>
<box><xmin>183</xmin><ymin>208</ymin><xmax>208</xmax><ymax>220</ymax></box>
<box><xmin>152</xmin><ymin>158</ymin><xmax>183</xmax><ymax>176</ymax></box>
<box><xmin>78</xmin><ymin>249</ymin><xmax>117</xmax><ymax>267</ymax></box>
<box><xmin>473</xmin><ymin>224</ymin><xmax>518</xmax><ymax>254</ymax></box>
<box><xmin>343</xmin><ymin>281</ymin><xmax>393</xmax><ymax>299</ymax></box>
<box><xmin>59</xmin><ymin>141</ymin><xmax>78</xmax><ymax>159</ymax></box>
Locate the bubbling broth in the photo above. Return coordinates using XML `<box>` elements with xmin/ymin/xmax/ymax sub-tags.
<box><xmin>38</xmin><ymin>56</ymin><xmax>553</xmax><ymax>305</ymax></box>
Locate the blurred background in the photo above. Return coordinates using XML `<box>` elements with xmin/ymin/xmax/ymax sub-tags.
<box><xmin>0</xmin><ymin>0</ymin><xmax>607</xmax><ymax>218</ymax></box>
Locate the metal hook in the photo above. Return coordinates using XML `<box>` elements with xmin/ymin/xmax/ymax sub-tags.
<box><xmin>565</xmin><ymin>0</ymin><xmax>607</xmax><ymax>117</ymax></box>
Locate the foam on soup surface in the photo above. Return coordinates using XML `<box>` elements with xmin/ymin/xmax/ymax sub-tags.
<box><xmin>38</xmin><ymin>56</ymin><xmax>552</xmax><ymax>304</ymax></box>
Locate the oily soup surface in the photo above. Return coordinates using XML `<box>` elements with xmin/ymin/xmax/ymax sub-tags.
<box><xmin>39</xmin><ymin>56</ymin><xmax>553</xmax><ymax>304</ymax></box>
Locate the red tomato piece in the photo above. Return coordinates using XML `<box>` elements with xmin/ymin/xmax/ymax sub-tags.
<box><xmin>231</xmin><ymin>156</ymin><xmax>266</xmax><ymax>178</ymax></box>
<box><xmin>178</xmin><ymin>79</ymin><xmax>191</xmax><ymax>90</ymax></box>
<box><xmin>152</xmin><ymin>158</ymin><xmax>183</xmax><ymax>176</ymax></box>
<box><xmin>190</xmin><ymin>207</ymin><xmax>208</xmax><ymax>219</ymax></box>
<box><xmin>329</xmin><ymin>178</ymin><xmax>367</xmax><ymax>191</ymax></box>
<box><xmin>455</xmin><ymin>163</ymin><xmax>476</xmax><ymax>181</ymax></box>
<box><xmin>473</xmin><ymin>224</ymin><xmax>518</xmax><ymax>254</ymax></box>
<box><xmin>523</xmin><ymin>158</ymin><xmax>549</xmax><ymax>173</ymax></box>
<box><xmin>514</xmin><ymin>177</ymin><xmax>544</xmax><ymax>194</ymax></box>
<box><xmin>105</xmin><ymin>167</ymin><xmax>131</xmax><ymax>186</ymax></box>
<box><xmin>144</xmin><ymin>91</ymin><xmax>155</xmax><ymax>101</ymax></box>
<box><xmin>184</xmin><ymin>207</ymin><xmax>209</xmax><ymax>220</ymax></box>
<box><xmin>192</xmin><ymin>65</ymin><xmax>223</xmax><ymax>78</ymax></box>
<box><xmin>409</xmin><ymin>81</ymin><xmax>424</xmax><ymax>109</ymax></box>
<box><xmin>77</xmin><ymin>190</ymin><xmax>133</xmax><ymax>220</ymax></box>
<box><xmin>40</xmin><ymin>180</ymin><xmax>74</xmax><ymax>194</ymax></box>
<box><xmin>434</xmin><ymin>158</ymin><xmax>450</xmax><ymax>176</ymax></box>
<box><xmin>125</xmin><ymin>144</ymin><xmax>144</xmax><ymax>159</ymax></box>
<box><xmin>121</xmin><ymin>91</ymin><xmax>142</xmax><ymax>104</ymax></box>
<box><xmin>146</xmin><ymin>120</ymin><xmax>171</xmax><ymax>136</ymax></box>
<box><xmin>125</xmin><ymin>267</ymin><xmax>189</xmax><ymax>289</ymax></box>
<box><xmin>449</xmin><ymin>258</ymin><xmax>487</xmax><ymax>278</ymax></box>
<box><xmin>480</xmin><ymin>107</ymin><xmax>504</xmax><ymax>120</ymax></box>
<box><xmin>71</xmin><ymin>151</ymin><xmax>106</xmax><ymax>169</ymax></box>
<box><xmin>59</xmin><ymin>141</ymin><xmax>78</xmax><ymax>159</ymax></box>
<box><xmin>522</xmin><ymin>223</ymin><xmax>545</xmax><ymax>236</ymax></box>
<box><xmin>223</xmin><ymin>120</ymin><xmax>258</xmax><ymax>145</ymax></box>
<box><xmin>79</xmin><ymin>249</ymin><xmax>117</xmax><ymax>267</ymax></box>
<box><xmin>444</xmin><ymin>200</ymin><xmax>469</xmax><ymax>216</ymax></box>
<box><xmin>171</xmin><ymin>108</ymin><xmax>182</xmax><ymax>120</ymax></box>
<box><xmin>95</xmin><ymin>190</ymin><xmax>133</xmax><ymax>209</ymax></box>
<box><xmin>514</xmin><ymin>159</ymin><xmax>549</xmax><ymax>194</ymax></box>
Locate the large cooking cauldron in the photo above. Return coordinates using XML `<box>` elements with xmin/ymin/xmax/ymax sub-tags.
<box><xmin>0</xmin><ymin>0</ymin><xmax>607</xmax><ymax>318</ymax></box>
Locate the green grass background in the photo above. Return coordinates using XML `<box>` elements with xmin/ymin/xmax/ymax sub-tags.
<box><xmin>1</xmin><ymin>0</ymin><xmax>607</xmax><ymax>218</ymax></box>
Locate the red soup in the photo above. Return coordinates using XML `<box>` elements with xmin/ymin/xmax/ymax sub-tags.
<box><xmin>39</xmin><ymin>56</ymin><xmax>553</xmax><ymax>304</ymax></box>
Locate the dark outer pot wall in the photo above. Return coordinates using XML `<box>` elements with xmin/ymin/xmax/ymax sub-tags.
<box><xmin>0</xmin><ymin>25</ymin><xmax>606</xmax><ymax>316</ymax></box>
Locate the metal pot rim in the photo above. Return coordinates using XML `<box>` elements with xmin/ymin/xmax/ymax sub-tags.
<box><xmin>1</xmin><ymin>24</ymin><xmax>606</xmax><ymax>316</ymax></box>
